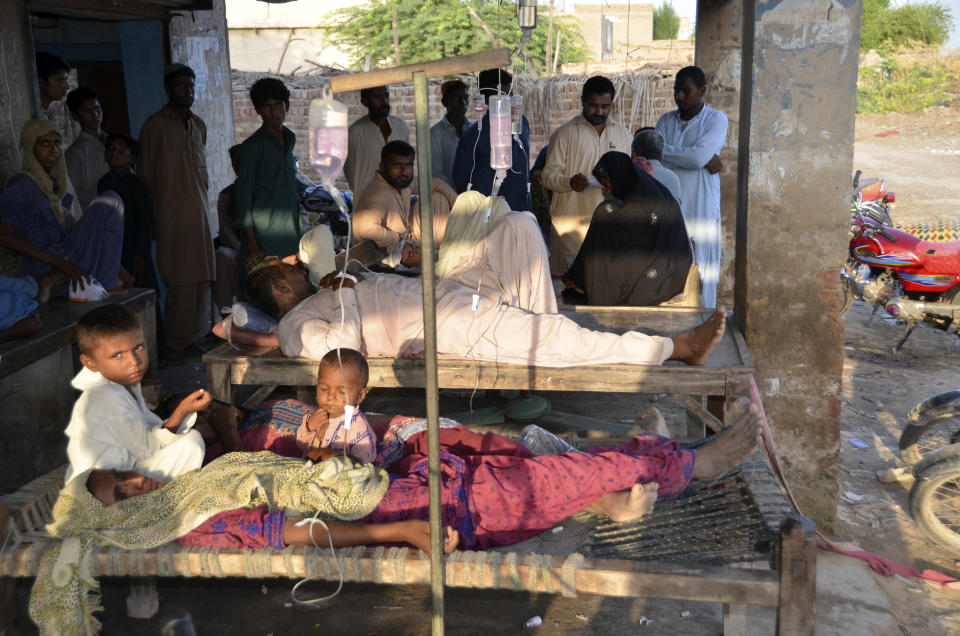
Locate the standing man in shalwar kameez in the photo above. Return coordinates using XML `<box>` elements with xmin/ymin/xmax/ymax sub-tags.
<box><xmin>138</xmin><ymin>64</ymin><xmax>216</xmax><ymax>359</ymax></box>
<box><xmin>655</xmin><ymin>66</ymin><xmax>728</xmax><ymax>308</ymax></box>
<box><xmin>541</xmin><ymin>76</ymin><xmax>632</xmax><ymax>275</ymax></box>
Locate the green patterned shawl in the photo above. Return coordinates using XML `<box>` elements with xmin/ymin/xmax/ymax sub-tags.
<box><xmin>29</xmin><ymin>451</ymin><xmax>389</xmax><ymax>635</ymax></box>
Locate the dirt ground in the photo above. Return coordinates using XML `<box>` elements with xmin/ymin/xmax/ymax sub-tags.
<box><xmin>8</xmin><ymin>109</ymin><xmax>960</xmax><ymax>634</ymax></box>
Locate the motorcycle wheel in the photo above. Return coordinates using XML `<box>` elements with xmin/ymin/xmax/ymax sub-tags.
<box><xmin>899</xmin><ymin>389</ymin><xmax>960</xmax><ymax>466</ymax></box>
<box><xmin>840</xmin><ymin>275</ymin><xmax>854</xmax><ymax>316</ymax></box>
<box><xmin>908</xmin><ymin>455</ymin><xmax>960</xmax><ymax>553</ymax></box>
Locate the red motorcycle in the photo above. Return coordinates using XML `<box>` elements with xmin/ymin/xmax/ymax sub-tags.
<box><xmin>842</xmin><ymin>171</ymin><xmax>960</xmax><ymax>351</ymax></box>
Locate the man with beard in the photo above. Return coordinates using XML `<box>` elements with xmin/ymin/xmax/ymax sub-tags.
<box><xmin>655</xmin><ymin>66</ymin><xmax>727</xmax><ymax>308</ymax></box>
<box><xmin>343</xmin><ymin>85</ymin><xmax>410</xmax><ymax>199</ymax></box>
<box><xmin>351</xmin><ymin>140</ymin><xmax>456</xmax><ymax>269</ymax></box>
<box><xmin>138</xmin><ymin>64</ymin><xmax>216</xmax><ymax>360</ymax></box>
<box><xmin>541</xmin><ymin>76</ymin><xmax>632</xmax><ymax>275</ymax></box>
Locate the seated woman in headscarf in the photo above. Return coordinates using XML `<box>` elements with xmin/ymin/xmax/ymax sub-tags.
<box><xmin>562</xmin><ymin>151</ymin><xmax>693</xmax><ymax>306</ymax></box>
<box><xmin>0</xmin><ymin>119</ymin><xmax>128</xmax><ymax>300</ymax></box>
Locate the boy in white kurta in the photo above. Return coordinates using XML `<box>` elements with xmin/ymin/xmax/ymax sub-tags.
<box><xmin>64</xmin><ymin>305</ymin><xmax>211</xmax><ymax>484</ymax></box>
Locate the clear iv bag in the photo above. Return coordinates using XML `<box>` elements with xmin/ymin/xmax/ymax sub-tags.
<box><xmin>309</xmin><ymin>86</ymin><xmax>349</xmax><ymax>187</ymax></box>
<box><xmin>510</xmin><ymin>94</ymin><xmax>523</xmax><ymax>137</ymax></box>
<box><xmin>488</xmin><ymin>95</ymin><xmax>512</xmax><ymax>171</ymax></box>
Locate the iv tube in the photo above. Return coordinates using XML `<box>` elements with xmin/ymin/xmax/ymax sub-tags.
<box><xmin>308</xmin><ymin>86</ymin><xmax>349</xmax><ymax>189</ymax></box>
<box><xmin>488</xmin><ymin>95</ymin><xmax>512</xmax><ymax>171</ymax></box>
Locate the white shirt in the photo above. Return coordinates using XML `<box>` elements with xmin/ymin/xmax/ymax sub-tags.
<box><xmin>65</xmin><ymin>130</ymin><xmax>108</xmax><ymax>211</ymax></box>
<box><xmin>540</xmin><ymin>114</ymin><xmax>632</xmax><ymax>273</ymax></box>
<box><xmin>429</xmin><ymin>115</ymin><xmax>466</xmax><ymax>187</ymax></box>
<box><xmin>343</xmin><ymin>114</ymin><xmax>409</xmax><ymax>199</ymax></box>
<box><xmin>656</xmin><ymin>104</ymin><xmax>728</xmax><ymax>307</ymax></box>
<box><xmin>64</xmin><ymin>367</ymin><xmax>201</xmax><ymax>484</ymax></box>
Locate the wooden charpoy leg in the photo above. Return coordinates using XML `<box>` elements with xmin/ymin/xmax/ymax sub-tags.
<box><xmin>1</xmin><ymin>502</ymin><xmax>20</xmax><ymax>636</ymax></box>
<box><xmin>206</xmin><ymin>361</ymin><xmax>233</xmax><ymax>404</ymax></box>
<box><xmin>775</xmin><ymin>515</ymin><xmax>817</xmax><ymax>635</ymax></box>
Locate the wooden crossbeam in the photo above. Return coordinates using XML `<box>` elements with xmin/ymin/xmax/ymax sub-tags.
<box><xmin>329</xmin><ymin>48</ymin><xmax>512</xmax><ymax>93</ymax></box>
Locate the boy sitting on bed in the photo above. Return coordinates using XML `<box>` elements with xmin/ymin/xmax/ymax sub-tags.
<box><xmin>298</xmin><ymin>348</ymin><xmax>377</xmax><ymax>463</ymax></box>
<box><xmin>64</xmin><ymin>304</ymin><xmax>244</xmax><ymax>484</ymax></box>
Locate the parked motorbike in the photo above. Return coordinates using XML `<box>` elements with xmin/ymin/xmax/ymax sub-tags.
<box><xmin>841</xmin><ymin>171</ymin><xmax>960</xmax><ymax>351</ymax></box>
<box><xmin>297</xmin><ymin>170</ymin><xmax>352</xmax><ymax>252</ymax></box>
<box><xmin>898</xmin><ymin>389</ymin><xmax>960</xmax><ymax>552</ymax></box>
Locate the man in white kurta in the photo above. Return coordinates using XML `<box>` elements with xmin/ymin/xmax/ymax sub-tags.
<box><xmin>343</xmin><ymin>86</ymin><xmax>410</xmax><ymax>199</ymax></box>
<box><xmin>541</xmin><ymin>76</ymin><xmax>632</xmax><ymax>275</ymax></box>
<box><xmin>64</xmin><ymin>366</ymin><xmax>203</xmax><ymax>484</ymax></box>
<box><xmin>274</xmin><ymin>211</ymin><xmax>675</xmax><ymax>367</ymax></box>
<box><xmin>656</xmin><ymin>66</ymin><xmax>728</xmax><ymax>308</ymax></box>
<box><xmin>429</xmin><ymin>80</ymin><xmax>469</xmax><ymax>188</ymax></box>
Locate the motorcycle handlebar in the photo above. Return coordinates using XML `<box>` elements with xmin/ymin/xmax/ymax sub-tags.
<box><xmin>853</xmin><ymin>170</ymin><xmax>862</xmax><ymax>188</ymax></box>
<box><xmin>876</xmin><ymin>228</ymin><xmax>898</xmax><ymax>242</ymax></box>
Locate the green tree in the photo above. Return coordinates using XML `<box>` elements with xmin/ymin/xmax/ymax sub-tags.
<box><xmin>653</xmin><ymin>2</ymin><xmax>680</xmax><ymax>40</ymax></box>
<box><xmin>860</xmin><ymin>0</ymin><xmax>954</xmax><ymax>51</ymax></box>
<box><xmin>324</xmin><ymin>0</ymin><xmax>590</xmax><ymax>74</ymax></box>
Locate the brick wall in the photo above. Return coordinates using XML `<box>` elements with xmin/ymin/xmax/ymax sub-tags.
<box><xmin>232</xmin><ymin>68</ymin><xmax>679</xmax><ymax>189</ymax></box>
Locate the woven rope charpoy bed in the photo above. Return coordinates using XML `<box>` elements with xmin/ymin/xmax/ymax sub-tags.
<box><xmin>1</xmin><ymin>452</ymin><xmax>816</xmax><ymax>635</ymax></box>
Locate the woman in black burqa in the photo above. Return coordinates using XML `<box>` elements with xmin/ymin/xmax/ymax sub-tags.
<box><xmin>562</xmin><ymin>151</ymin><xmax>693</xmax><ymax>306</ymax></box>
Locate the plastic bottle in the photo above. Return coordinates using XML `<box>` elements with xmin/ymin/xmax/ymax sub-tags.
<box><xmin>524</xmin><ymin>615</ymin><xmax>542</xmax><ymax>629</ymax></box>
<box><xmin>510</xmin><ymin>93</ymin><xmax>523</xmax><ymax>137</ymax></box>
<box><xmin>472</xmin><ymin>92</ymin><xmax>486</xmax><ymax>115</ymax></box>
<box><xmin>308</xmin><ymin>86</ymin><xmax>349</xmax><ymax>187</ymax></box>
<box><xmin>488</xmin><ymin>94</ymin><xmax>512</xmax><ymax>171</ymax></box>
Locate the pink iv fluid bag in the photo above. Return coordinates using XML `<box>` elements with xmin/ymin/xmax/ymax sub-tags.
<box><xmin>488</xmin><ymin>95</ymin><xmax>512</xmax><ymax>171</ymax></box>
<box><xmin>309</xmin><ymin>88</ymin><xmax>349</xmax><ymax>185</ymax></box>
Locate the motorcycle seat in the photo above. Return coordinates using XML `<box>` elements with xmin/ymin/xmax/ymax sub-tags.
<box><xmin>911</xmin><ymin>240</ymin><xmax>960</xmax><ymax>274</ymax></box>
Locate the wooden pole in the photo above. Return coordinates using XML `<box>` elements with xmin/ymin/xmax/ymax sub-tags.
<box><xmin>545</xmin><ymin>0</ymin><xmax>555</xmax><ymax>74</ymax></box>
<box><xmin>775</xmin><ymin>515</ymin><xmax>817</xmax><ymax>635</ymax></box>
<box><xmin>329</xmin><ymin>48</ymin><xmax>511</xmax><ymax>93</ymax></box>
<box><xmin>413</xmin><ymin>70</ymin><xmax>445</xmax><ymax>636</ymax></box>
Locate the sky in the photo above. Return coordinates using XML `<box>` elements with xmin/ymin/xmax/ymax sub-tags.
<box><xmin>565</xmin><ymin>0</ymin><xmax>960</xmax><ymax>49</ymax></box>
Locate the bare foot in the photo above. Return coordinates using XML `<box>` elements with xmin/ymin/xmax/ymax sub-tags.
<box><xmin>648</xmin><ymin>407</ymin><xmax>670</xmax><ymax>437</ymax></box>
<box><xmin>208</xmin><ymin>405</ymin><xmax>247</xmax><ymax>452</ymax></box>
<box><xmin>588</xmin><ymin>482</ymin><xmax>659</xmax><ymax>522</ymax></box>
<box><xmin>403</xmin><ymin>521</ymin><xmax>459</xmax><ymax>554</ymax></box>
<box><xmin>0</xmin><ymin>315</ymin><xmax>42</xmax><ymax>343</ymax></box>
<box><xmin>691</xmin><ymin>397</ymin><xmax>761</xmax><ymax>481</ymax></box>
<box><xmin>35</xmin><ymin>270</ymin><xmax>62</xmax><ymax>303</ymax></box>
<box><xmin>669</xmin><ymin>307</ymin><xmax>726</xmax><ymax>365</ymax></box>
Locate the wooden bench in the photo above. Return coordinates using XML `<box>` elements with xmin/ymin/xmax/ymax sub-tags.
<box><xmin>0</xmin><ymin>459</ymin><xmax>815</xmax><ymax>635</ymax></box>
<box><xmin>203</xmin><ymin>306</ymin><xmax>754</xmax><ymax>413</ymax></box>
<box><xmin>0</xmin><ymin>288</ymin><xmax>157</xmax><ymax>492</ymax></box>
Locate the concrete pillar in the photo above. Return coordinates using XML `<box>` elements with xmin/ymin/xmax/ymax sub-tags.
<box><xmin>695</xmin><ymin>0</ymin><xmax>742</xmax><ymax>308</ymax></box>
<box><xmin>731</xmin><ymin>0</ymin><xmax>860</xmax><ymax>529</ymax></box>
<box><xmin>0</xmin><ymin>1</ymin><xmax>37</xmax><ymax>183</ymax></box>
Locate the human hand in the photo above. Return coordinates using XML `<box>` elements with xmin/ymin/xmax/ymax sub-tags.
<box><xmin>570</xmin><ymin>173</ymin><xmax>589</xmax><ymax>192</ymax></box>
<box><xmin>58</xmin><ymin>260</ymin><xmax>91</xmax><ymax>292</ymax></box>
<box><xmin>281</xmin><ymin>253</ymin><xmax>300</xmax><ymax>266</ymax></box>
<box><xmin>306</xmin><ymin>447</ymin><xmax>339</xmax><ymax>462</ymax></box>
<box><xmin>305</xmin><ymin>407</ymin><xmax>330</xmax><ymax>435</ymax></box>
<box><xmin>400</xmin><ymin>243</ymin><xmax>422</xmax><ymax>268</ymax></box>
<box><xmin>706</xmin><ymin>154</ymin><xmax>723</xmax><ymax>175</ymax></box>
<box><xmin>175</xmin><ymin>389</ymin><xmax>212</xmax><ymax>416</ymax></box>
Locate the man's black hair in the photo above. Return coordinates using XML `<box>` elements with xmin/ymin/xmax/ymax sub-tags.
<box><xmin>381</xmin><ymin>139</ymin><xmax>415</xmax><ymax>164</ymax></box>
<box><xmin>441</xmin><ymin>80</ymin><xmax>468</xmax><ymax>101</ymax></box>
<box><xmin>243</xmin><ymin>255</ymin><xmax>285</xmax><ymax>319</ymax></box>
<box><xmin>582</xmin><ymin>75</ymin><xmax>615</xmax><ymax>100</ymax></box>
<box><xmin>36</xmin><ymin>52</ymin><xmax>71</xmax><ymax>81</ymax></box>
<box><xmin>164</xmin><ymin>67</ymin><xmax>196</xmax><ymax>86</ymax></box>
<box><xmin>676</xmin><ymin>66</ymin><xmax>707</xmax><ymax>88</ymax></box>
<box><xmin>104</xmin><ymin>133</ymin><xmax>139</xmax><ymax>159</ymax></box>
<box><xmin>66</xmin><ymin>87</ymin><xmax>101</xmax><ymax>114</ymax></box>
<box><xmin>477</xmin><ymin>68</ymin><xmax>512</xmax><ymax>95</ymax></box>
<box><xmin>249</xmin><ymin>77</ymin><xmax>290</xmax><ymax>109</ymax></box>
<box><xmin>631</xmin><ymin>129</ymin><xmax>664</xmax><ymax>161</ymax></box>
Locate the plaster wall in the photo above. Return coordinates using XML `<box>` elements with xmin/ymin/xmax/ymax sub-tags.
<box><xmin>573</xmin><ymin>3</ymin><xmax>654</xmax><ymax>61</ymax></box>
<box><xmin>723</xmin><ymin>0</ymin><xmax>858</xmax><ymax>528</ymax></box>
<box><xmin>0</xmin><ymin>2</ymin><xmax>36</xmax><ymax>183</ymax></box>
<box><xmin>229</xmin><ymin>28</ymin><xmax>351</xmax><ymax>73</ymax></box>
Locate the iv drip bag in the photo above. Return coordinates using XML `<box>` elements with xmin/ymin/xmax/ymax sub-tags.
<box><xmin>309</xmin><ymin>86</ymin><xmax>349</xmax><ymax>186</ymax></box>
<box><xmin>488</xmin><ymin>95</ymin><xmax>512</xmax><ymax>171</ymax></box>
<box><xmin>510</xmin><ymin>94</ymin><xmax>523</xmax><ymax>137</ymax></box>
